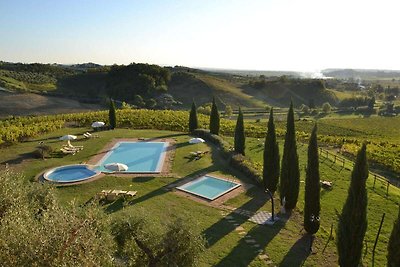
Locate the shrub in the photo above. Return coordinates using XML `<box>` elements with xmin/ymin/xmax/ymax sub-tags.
<box><xmin>33</xmin><ymin>145</ymin><xmax>53</xmax><ymax>159</ymax></box>
<box><xmin>322</xmin><ymin>102</ymin><xmax>332</xmax><ymax>113</ymax></box>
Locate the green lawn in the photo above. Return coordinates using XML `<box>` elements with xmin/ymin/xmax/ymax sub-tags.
<box><xmin>233</xmin><ymin>137</ymin><xmax>400</xmax><ymax>266</ymax></box>
<box><xmin>1</xmin><ymin>128</ymin><xmax>398</xmax><ymax>266</ymax></box>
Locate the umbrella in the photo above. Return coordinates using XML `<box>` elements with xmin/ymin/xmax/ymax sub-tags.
<box><xmin>59</xmin><ymin>135</ymin><xmax>77</xmax><ymax>147</ymax></box>
<box><xmin>189</xmin><ymin>137</ymin><xmax>205</xmax><ymax>144</ymax></box>
<box><xmin>91</xmin><ymin>121</ymin><xmax>105</xmax><ymax>128</ymax></box>
<box><xmin>59</xmin><ymin>135</ymin><xmax>77</xmax><ymax>141</ymax></box>
<box><xmin>104</xmin><ymin>163</ymin><xmax>128</xmax><ymax>172</ymax></box>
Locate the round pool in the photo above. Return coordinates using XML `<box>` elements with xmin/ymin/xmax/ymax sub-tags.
<box><xmin>43</xmin><ymin>164</ymin><xmax>101</xmax><ymax>183</ymax></box>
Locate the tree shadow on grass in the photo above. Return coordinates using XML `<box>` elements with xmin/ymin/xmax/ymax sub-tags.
<box><xmin>102</xmin><ymin>140</ymin><xmax>224</xmax><ymax>214</ymax></box>
<box><xmin>1</xmin><ymin>151</ymin><xmax>35</xmax><ymax>165</ymax></box>
<box><xmin>203</xmin><ymin>191</ymin><xmax>269</xmax><ymax>248</ymax></box>
<box><xmin>279</xmin><ymin>234</ymin><xmax>312</xmax><ymax>267</ymax></box>
<box><xmin>104</xmin><ymin>198</ymin><xmax>125</xmax><ymax>214</ymax></box>
<box><xmin>132</xmin><ymin>176</ymin><xmax>155</xmax><ymax>183</ymax></box>
<box><xmin>126</xmin><ymin>165</ymin><xmax>217</xmax><ymax>208</ymax></box>
<box><xmin>215</xmin><ymin>221</ymin><xmax>285</xmax><ymax>267</ymax></box>
<box><xmin>143</xmin><ymin>133</ymin><xmax>187</xmax><ymax>142</ymax></box>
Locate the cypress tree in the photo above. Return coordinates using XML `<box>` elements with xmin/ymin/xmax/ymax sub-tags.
<box><xmin>109</xmin><ymin>99</ymin><xmax>117</xmax><ymax>129</ymax></box>
<box><xmin>279</xmin><ymin>101</ymin><xmax>300</xmax><ymax>210</ymax></box>
<box><xmin>234</xmin><ymin>107</ymin><xmax>245</xmax><ymax>155</ymax></box>
<box><xmin>209</xmin><ymin>97</ymin><xmax>220</xmax><ymax>135</ymax></box>
<box><xmin>304</xmin><ymin>124</ymin><xmax>320</xmax><ymax>235</ymax></box>
<box><xmin>263</xmin><ymin>108</ymin><xmax>280</xmax><ymax>194</ymax></box>
<box><xmin>337</xmin><ymin>143</ymin><xmax>368</xmax><ymax>267</ymax></box>
<box><xmin>387</xmin><ymin>206</ymin><xmax>400</xmax><ymax>267</ymax></box>
<box><xmin>189</xmin><ymin>100</ymin><xmax>198</xmax><ymax>132</ymax></box>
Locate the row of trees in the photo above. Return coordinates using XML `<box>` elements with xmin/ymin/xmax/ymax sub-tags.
<box><xmin>188</xmin><ymin>99</ymin><xmax>399</xmax><ymax>266</ymax></box>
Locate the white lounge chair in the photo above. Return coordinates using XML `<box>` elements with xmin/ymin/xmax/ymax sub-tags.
<box><xmin>64</xmin><ymin>143</ymin><xmax>84</xmax><ymax>150</ymax></box>
<box><xmin>60</xmin><ymin>148</ymin><xmax>76</xmax><ymax>155</ymax></box>
<box><xmin>84</xmin><ymin>132</ymin><xmax>99</xmax><ymax>138</ymax></box>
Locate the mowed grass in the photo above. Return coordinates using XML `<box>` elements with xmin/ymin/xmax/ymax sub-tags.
<box><xmin>0</xmin><ymin>128</ymin><xmax>398</xmax><ymax>266</ymax></box>
<box><xmin>232</xmin><ymin>137</ymin><xmax>400</xmax><ymax>266</ymax></box>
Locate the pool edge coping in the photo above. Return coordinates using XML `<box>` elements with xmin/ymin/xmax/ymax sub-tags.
<box><xmin>175</xmin><ymin>174</ymin><xmax>243</xmax><ymax>201</ymax></box>
<box><xmin>86</xmin><ymin>138</ymin><xmax>175</xmax><ymax>177</ymax></box>
<box><xmin>43</xmin><ymin>164</ymin><xmax>102</xmax><ymax>183</ymax></box>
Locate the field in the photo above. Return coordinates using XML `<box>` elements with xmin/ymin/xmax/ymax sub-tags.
<box><xmin>0</xmin><ymin>119</ymin><xmax>399</xmax><ymax>266</ymax></box>
<box><xmin>0</xmin><ymin>91</ymin><xmax>102</xmax><ymax>118</ymax></box>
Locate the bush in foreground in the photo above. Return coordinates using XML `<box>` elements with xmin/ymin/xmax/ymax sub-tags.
<box><xmin>0</xmin><ymin>170</ymin><xmax>114</xmax><ymax>266</ymax></box>
<box><xmin>112</xmin><ymin>213</ymin><xmax>205</xmax><ymax>267</ymax></box>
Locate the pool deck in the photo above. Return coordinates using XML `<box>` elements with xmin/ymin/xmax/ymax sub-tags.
<box><xmin>86</xmin><ymin>138</ymin><xmax>175</xmax><ymax>177</ymax></box>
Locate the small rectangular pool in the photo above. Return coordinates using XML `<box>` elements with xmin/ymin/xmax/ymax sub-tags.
<box><xmin>96</xmin><ymin>141</ymin><xmax>168</xmax><ymax>173</ymax></box>
<box><xmin>177</xmin><ymin>175</ymin><xmax>241</xmax><ymax>200</ymax></box>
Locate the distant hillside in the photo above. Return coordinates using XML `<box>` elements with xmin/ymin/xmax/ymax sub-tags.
<box><xmin>0</xmin><ymin>61</ymin><xmax>349</xmax><ymax>117</ymax></box>
<box><xmin>168</xmin><ymin>71</ymin><xmax>266</xmax><ymax>108</ymax></box>
<box><xmin>0</xmin><ymin>91</ymin><xmax>102</xmax><ymax>118</ymax></box>
<box><xmin>243</xmin><ymin>76</ymin><xmax>338</xmax><ymax>106</ymax></box>
<box><xmin>200</xmin><ymin>67</ymin><xmax>301</xmax><ymax>78</ymax></box>
<box><xmin>322</xmin><ymin>68</ymin><xmax>400</xmax><ymax>80</ymax></box>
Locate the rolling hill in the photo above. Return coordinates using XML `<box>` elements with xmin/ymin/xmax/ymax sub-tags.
<box><xmin>0</xmin><ymin>62</ymin><xmax>353</xmax><ymax>117</ymax></box>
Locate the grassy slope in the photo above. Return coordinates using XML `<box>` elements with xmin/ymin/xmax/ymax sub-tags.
<box><xmin>0</xmin><ymin>91</ymin><xmax>102</xmax><ymax>118</ymax></box>
<box><xmin>0</xmin><ymin>71</ymin><xmax>56</xmax><ymax>91</ymax></box>
<box><xmin>326</xmin><ymin>88</ymin><xmax>357</xmax><ymax>101</ymax></box>
<box><xmin>226</xmin><ymin>137</ymin><xmax>399</xmax><ymax>267</ymax></box>
<box><xmin>195</xmin><ymin>74</ymin><xmax>266</xmax><ymax>108</ymax></box>
<box><xmin>168</xmin><ymin>72</ymin><xmax>267</xmax><ymax>109</ymax></box>
<box><xmin>1</xmin><ymin>127</ymin><xmax>398</xmax><ymax>266</ymax></box>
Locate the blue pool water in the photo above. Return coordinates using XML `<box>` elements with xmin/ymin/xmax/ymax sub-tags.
<box><xmin>177</xmin><ymin>175</ymin><xmax>241</xmax><ymax>200</ymax></box>
<box><xmin>44</xmin><ymin>165</ymin><xmax>99</xmax><ymax>183</ymax></box>
<box><xmin>96</xmin><ymin>142</ymin><xmax>168</xmax><ymax>173</ymax></box>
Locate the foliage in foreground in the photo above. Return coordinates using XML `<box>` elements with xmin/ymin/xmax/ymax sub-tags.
<box><xmin>337</xmin><ymin>144</ymin><xmax>368</xmax><ymax>267</ymax></box>
<box><xmin>387</xmin><ymin>206</ymin><xmax>400</xmax><ymax>267</ymax></box>
<box><xmin>263</xmin><ymin>108</ymin><xmax>280</xmax><ymax>194</ymax></box>
<box><xmin>112</xmin><ymin>213</ymin><xmax>205</xmax><ymax>267</ymax></box>
<box><xmin>0</xmin><ymin>170</ymin><xmax>206</xmax><ymax>267</ymax></box>
<box><xmin>0</xmin><ymin>170</ymin><xmax>114</xmax><ymax>266</ymax></box>
<box><xmin>303</xmin><ymin>124</ymin><xmax>320</xmax><ymax>235</ymax></box>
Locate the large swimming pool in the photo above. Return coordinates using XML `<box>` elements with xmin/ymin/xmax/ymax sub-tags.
<box><xmin>177</xmin><ymin>175</ymin><xmax>241</xmax><ymax>200</ymax></box>
<box><xmin>96</xmin><ymin>141</ymin><xmax>168</xmax><ymax>173</ymax></box>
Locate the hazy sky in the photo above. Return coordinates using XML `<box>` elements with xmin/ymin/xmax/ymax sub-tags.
<box><xmin>1</xmin><ymin>0</ymin><xmax>400</xmax><ymax>71</ymax></box>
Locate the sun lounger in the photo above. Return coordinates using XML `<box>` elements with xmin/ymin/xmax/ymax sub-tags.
<box><xmin>84</xmin><ymin>132</ymin><xmax>99</xmax><ymax>138</ymax></box>
<box><xmin>63</xmin><ymin>146</ymin><xmax>80</xmax><ymax>152</ymax></box>
<box><xmin>64</xmin><ymin>143</ymin><xmax>84</xmax><ymax>150</ymax></box>
<box><xmin>125</xmin><ymin>191</ymin><xmax>137</xmax><ymax>197</ymax></box>
<box><xmin>60</xmin><ymin>148</ymin><xmax>76</xmax><ymax>155</ymax></box>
